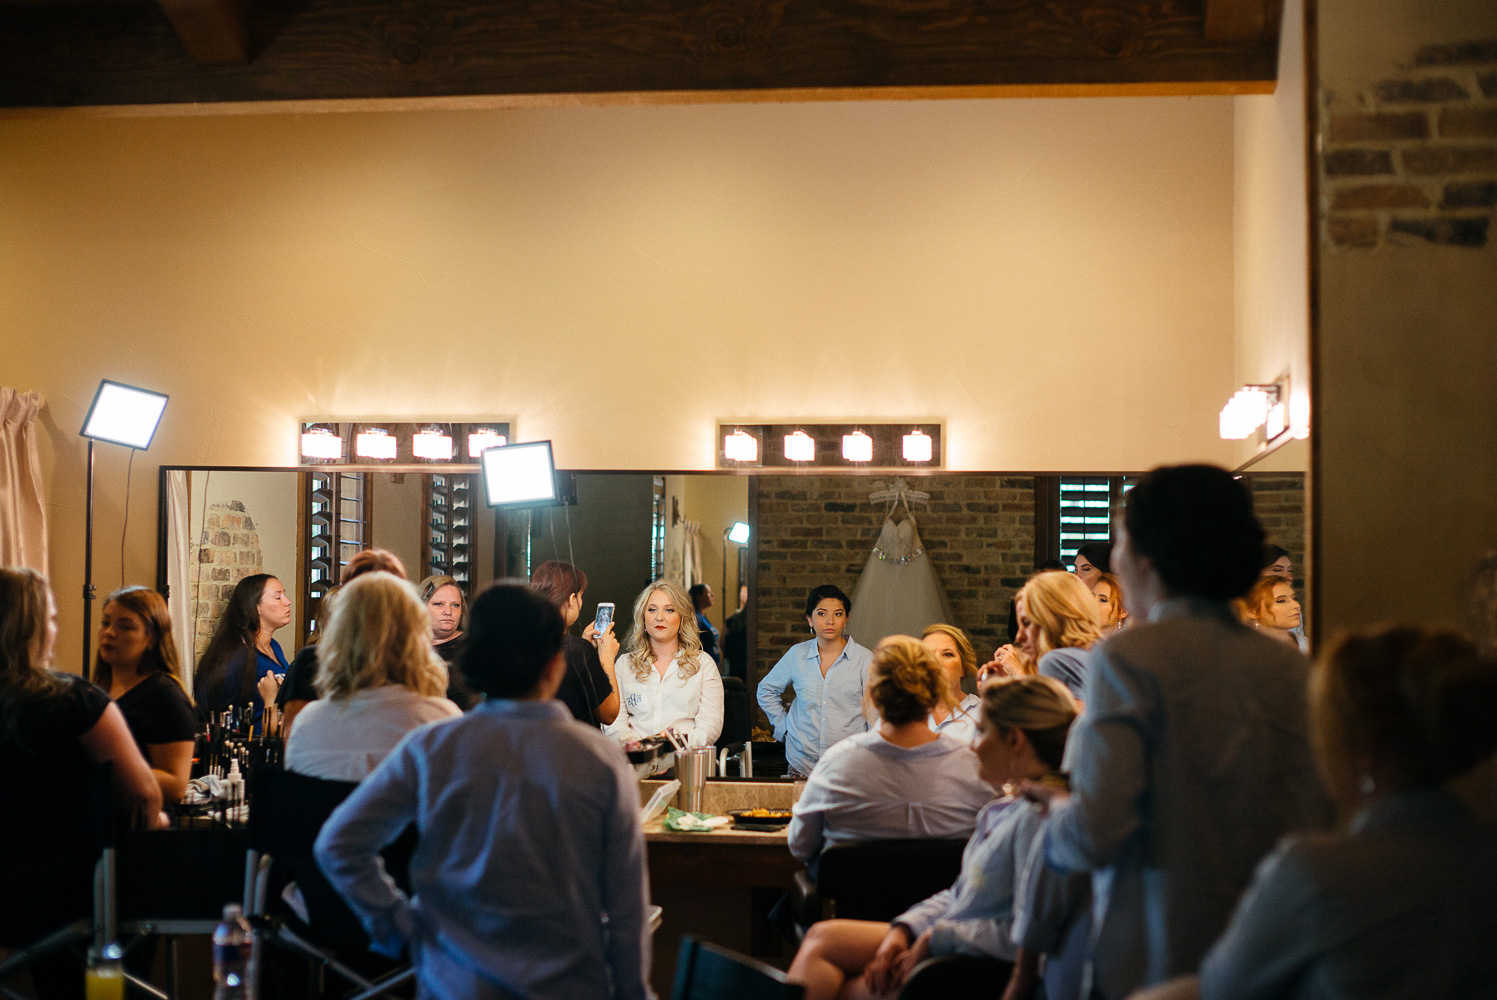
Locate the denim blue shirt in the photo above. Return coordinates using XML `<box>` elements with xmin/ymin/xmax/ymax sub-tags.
<box><xmin>314</xmin><ymin>699</ymin><xmax>650</xmax><ymax>1000</ymax></box>
<box><xmin>894</xmin><ymin>796</ymin><xmax>1044</xmax><ymax>961</ymax></box>
<box><xmin>1038</xmin><ymin>646</ymin><xmax>1093</xmax><ymax>702</ymax></box>
<box><xmin>756</xmin><ymin>638</ymin><xmax>872</xmax><ymax>776</ymax></box>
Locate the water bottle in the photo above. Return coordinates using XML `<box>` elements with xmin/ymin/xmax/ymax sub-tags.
<box><xmin>212</xmin><ymin>903</ymin><xmax>253</xmax><ymax>999</ymax></box>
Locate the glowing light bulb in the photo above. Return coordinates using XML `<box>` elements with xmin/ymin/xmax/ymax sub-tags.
<box><xmin>902</xmin><ymin>430</ymin><xmax>933</xmax><ymax>463</ymax></box>
<box><xmin>784</xmin><ymin>431</ymin><xmax>815</xmax><ymax>462</ymax></box>
<box><xmin>724</xmin><ymin>430</ymin><xmax>759</xmax><ymax>463</ymax></box>
<box><xmin>842</xmin><ymin>431</ymin><xmax>873</xmax><ymax>463</ymax></box>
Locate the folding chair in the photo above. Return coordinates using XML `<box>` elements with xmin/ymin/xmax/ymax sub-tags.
<box><xmin>246</xmin><ymin>767</ymin><xmax>416</xmax><ymax>999</ymax></box>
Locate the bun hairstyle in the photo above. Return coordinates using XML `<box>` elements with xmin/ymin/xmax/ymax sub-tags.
<box><xmin>980</xmin><ymin>674</ymin><xmax>1079</xmax><ymax>771</ymax></box>
<box><xmin>1019</xmin><ymin>571</ymin><xmax>1105</xmax><ymax>656</ymax></box>
<box><xmin>1311</xmin><ymin>627</ymin><xmax>1497</xmax><ymax>802</ymax></box>
<box><xmin>868</xmin><ymin>636</ymin><xmax>946</xmax><ymax>725</ymax></box>
<box><xmin>804</xmin><ymin>584</ymin><xmax>852</xmax><ymax>619</ymax></box>
<box><xmin>343</xmin><ymin>548</ymin><xmax>407</xmax><ymax>584</ymax></box>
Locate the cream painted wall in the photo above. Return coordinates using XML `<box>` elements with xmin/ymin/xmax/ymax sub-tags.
<box><xmin>186</xmin><ymin>468</ymin><xmax>300</xmax><ymax>648</ymax></box>
<box><xmin>2</xmin><ymin>96</ymin><xmax>1236</xmax><ymax>668</ymax></box>
<box><xmin>1315</xmin><ymin>0</ymin><xmax>1497</xmax><ymax>634</ymax></box>
<box><xmin>682</xmin><ymin>475</ymin><xmax>751</xmax><ymax>633</ymax></box>
<box><xmin>1232</xmin><ymin>0</ymin><xmax>1311</xmax><ymax>464</ymax></box>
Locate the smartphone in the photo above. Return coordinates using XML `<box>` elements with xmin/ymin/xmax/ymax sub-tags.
<box><xmin>594</xmin><ymin>602</ymin><xmax>615</xmax><ymax>634</ymax></box>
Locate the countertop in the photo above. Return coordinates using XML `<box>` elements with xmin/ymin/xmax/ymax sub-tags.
<box><xmin>642</xmin><ymin>815</ymin><xmax>790</xmax><ymax>845</ymax></box>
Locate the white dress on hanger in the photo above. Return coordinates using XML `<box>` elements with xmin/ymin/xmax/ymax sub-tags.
<box><xmin>849</xmin><ymin>515</ymin><xmax>955</xmax><ymax>649</ymax></box>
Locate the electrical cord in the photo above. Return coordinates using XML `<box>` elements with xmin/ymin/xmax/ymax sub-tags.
<box><xmin>120</xmin><ymin>449</ymin><xmax>135</xmax><ymax>588</ymax></box>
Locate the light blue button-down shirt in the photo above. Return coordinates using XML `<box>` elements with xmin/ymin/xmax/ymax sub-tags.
<box><xmin>314</xmin><ymin>699</ymin><xmax>650</xmax><ymax>1000</ymax></box>
<box><xmin>894</xmin><ymin>796</ymin><xmax>1044</xmax><ymax>961</ymax></box>
<box><xmin>757</xmin><ymin>638</ymin><xmax>872</xmax><ymax>776</ymax></box>
<box><xmin>1200</xmin><ymin>787</ymin><xmax>1497</xmax><ymax>1000</ymax></box>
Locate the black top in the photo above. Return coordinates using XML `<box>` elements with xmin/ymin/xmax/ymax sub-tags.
<box><xmin>723</xmin><ymin>609</ymin><xmax>748</xmax><ymax>682</ymax></box>
<box><xmin>0</xmin><ymin>672</ymin><xmax>110</xmax><ymax>780</ymax></box>
<box><xmin>695</xmin><ymin>611</ymin><xmax>720</xmax><ymax>663</ymax></box>
<box><xmin>276</xmin><ymin>644</ymin><xmax>320</xmax><ymax>706</ymax></box>
<box><xmin>114</xmin><ymin>672</ymin><xmax>196</xmax><ymax>758</ymax></box>
<box><xmin>554</xmin><ymin>634</ymin><xmax>612</xmax><ymax>726</ymax></box>
<box><xmin>435</xmin><ymin>635</ymin><xmax>479</xmax><ymax>711</ymax></box>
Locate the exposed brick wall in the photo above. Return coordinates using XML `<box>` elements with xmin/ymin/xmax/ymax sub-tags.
<box><xmin>1248</xmin><ymin>475</ymin><xmax>1306</xmax><ymax>584</ymax></box>
<box><xmin>188</xmin><ymin>500</ymin><xmax>264</xmax><ymax>662</ymax></box>
<box><xmin>1323</xmin><ymin>39</ymin><xmax>1497</xmax><ymax>249</ymax></box>
<box><xmin>754</xmin><ymin>476</ymin><xmax>1035</xmax><ymax>688</ymax></box>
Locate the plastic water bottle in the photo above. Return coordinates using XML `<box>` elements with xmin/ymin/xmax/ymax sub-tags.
<box><xmin>212</xmin><ymin>903</ymin><xmax>253</xmax><ymax>999</ymax></box>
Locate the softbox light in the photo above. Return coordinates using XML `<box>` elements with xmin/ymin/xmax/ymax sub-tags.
<box><xmin>80</xmin><ymin>380</ymin><xmax>169</xmax><ymax>449</ymax></box>
<box><xmin>480</xmin><ymin>440</ymin><xmax>559</xmax><ymax>508</ymax></box>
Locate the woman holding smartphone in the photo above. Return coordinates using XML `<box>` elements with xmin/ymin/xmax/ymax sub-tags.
<box><xmin>531</xmin><ymin>561</ymin><xmax>620</xmax><ymax>726</ymax></box>
<box><xmin>605</xmin><ymin>579</ymin><xmax>723</xmax><ymax>746</ymax></box>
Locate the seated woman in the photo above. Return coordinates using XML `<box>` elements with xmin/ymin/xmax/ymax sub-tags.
<box><xmin>1240</xmin><ymin>574</ymin><xmax>1307</xmax><ymax>652</ymax></box>
<box><xmin>1094</xmin><ymin>571</ymin><xmax>1129</xmax><ymax>637</ymax></box>
<box><xmin>278</xmin><ymin>548</ymin><xmax>407</xmax><ymax>733</ymax></box>
<box><xmin>530</xmin><ymin>560</ymin><xmax>620</xmax><ymax>726</ymax></box>
<box><xmin>605</xmin><ymin>579</ymin><xmax>723</xmax><ymax>747</ymax></box>
<box><xmin>285</xmin><ymin>572</ymin><xmax>461</xmax><ymax>781</ymax></box>
<box><xmin>91</xmin><ymin>586</ymin><xmax>195</xmax><ymax>804</ymax></box>
<box><xmin>315</xmin><ymin>584</ymin><xmax>650</xmax><ymax>1000</ymax></box>
<box><xmin>193</xmin><ymin>572</ymin><xmax>292</xmax><ymax>733</ymax></box>
<box><xmin>758</xmin><ymin>585</ymin><xmax>873</xmax><ymax>778</ymax></box>
<box><xmin>920</xmin><ymin>624</ymin><xmax>981</xmax><ymax>744</ymax></box>
<box><xmin>985</xmin><ymin>571</ymin><xmax>1105</xmax><ymax>701</ymax></box>
<box><xmin>418</xmin><ymin>574</ymin><xmax>480</xmax><ymax>709</ymax></box>
<box><xmin>787</xmin><ymin>636</ymin><xmax>995</xmax><ymax>877</ymax></box>
<box><xmin>788</xmin><ymin>674</ymin><xmax>1079</xmax><ymax>1000</ymax></box>
<box><xmin>1136</xmin><ymin>628</ymin><xmax>1497</xmax><ymax>1000</ymax></box>
<box><xmin>1</xmin><ymin>569</ymin><xmax>164</xmax><ymax>1000</ymax></box>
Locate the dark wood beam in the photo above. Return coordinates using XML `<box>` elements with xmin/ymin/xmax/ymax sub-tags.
<box><xmin>0</xmin><ymin>0</ymin><xmax>1282</xmax><ymax>111</ymax></box>
<box><xmin>155</xmin><ymin>0</ymin><xmax>254</xmax><ymax>64</ymax></box>
<box><xmin>1204</xmin><ymin>0</ymin><xmax>1274</xmax><ymax>44</ymax></box>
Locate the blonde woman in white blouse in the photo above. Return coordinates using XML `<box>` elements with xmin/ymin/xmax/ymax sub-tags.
<box><xmin>605</xmin><ymin>579</ymin><xmax>724</xmax><ymax>747</ymax></box>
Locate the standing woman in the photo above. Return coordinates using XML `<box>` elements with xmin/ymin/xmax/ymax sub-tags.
<box><xmin>530</xmin><ymin>560</ymin><xmax>620</xmax><ymax>726</ymax></box>
<box><xmin>605</xmin><ymin>579</ymin><xmax>724</xmax><ymax>747</ymax></box>
<box><xmin>91</xmin><ymin>586</ymin><xmax>195</xmax><ymax>804</ymax></box>
<box><xmin>921</xmin><ymin>624</ymin><xmax>981</xmax><ymax>744</ymax></box>
<box><xmin>193</xmin><ymin>573</ymin><xmax>292</xmax><ymax>732</ymax></box>
<box><xmin>1072</xmin><ymin>542</ymin><xmax>1113</xmax><ymax>591</ymax></box>
<box><xmin>984</xmin><ymin>572</ymin><xmax>1105</xmax><ymax>701</ymax></box>
<box><xmin>418</xmin><ymin>575</ymin><xmax>478</xmax><ymax>709</ymax></box>
<box><xmin>757</xmin><ymin>585</ymin><xmax>873</xmax><ymax>779</ymax></box>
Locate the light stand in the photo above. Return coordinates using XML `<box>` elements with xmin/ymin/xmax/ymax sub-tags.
<box><xmin>79</xmin><ymin>380</ymin><xmax>169</xmax><ymax>672</ymax></box>
<box><xmin>721</xmin><ymin>521</ymin><xmax>750</xmax><ymax>626</ymax></box>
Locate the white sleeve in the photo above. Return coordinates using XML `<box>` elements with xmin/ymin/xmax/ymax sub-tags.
<box><xmin>688</xmin><ymin>658</ymin><xmax>724</xmax><ymax>747</ymax></box>
<box><xmin>603</xmin><ymin>656</ymin><xmax>643</xmax><ymax>743</ymax></box>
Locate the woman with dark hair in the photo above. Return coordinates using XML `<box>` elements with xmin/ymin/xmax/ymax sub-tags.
<box><xmin>91</xmin><ymin>586</ymin><xmax>195</xmax><ymax>803</ymax></box>
<box><xmin>789</xmin><ymin>674</ymin><xmax>1079</xmax><ymax>1000</ymax></box>
<box><xmin>1073</xmin><ymin>542</ymin><xmax>1113</xmax><ymax>590</ymax></box>
<box><xmin>417</xmin><ymin>574</ymin><xmax>478</xmax><ymax>709</ymax></box>
<box><xmin>315</xmin><ymin>583</ymin><xmax>650</xmax><ymax>1000</ymax></box>
<box><xmin>688</xmin><ymin>583</ymin><xmax>720</xmax><ymax>663</ymax></box>
<box><xmin>787</xmin><ymin>636</ymin><xmax>993</xmax><ymax>875</ymax></box>
<box><xmin>192</xmin><ymin>572</ymin><xmax>292</xmax><ymax>731</ymax></box>
<box><xmin>757</xmin><ymin>584</ymin><xmax>873</xmax><ymax>778</ymax></box>
<box><xmin>530</xmin><ymin>560</ymin><xmax>619</xmax><ymax>725</ymax></box>
<box><xmin>278</xmin><ymin>548</ymin><xmax>409</xmax><ymax>731</ymax></box>
<box><xmin>1136</xmin><ymin>629</ymin><xmax>1497</xmax><ymax>1000</ymax></box>
<box><xmin>2</xmin><ymin>569</ymin><xmax>164</xmax><ymax>999</ymax></box>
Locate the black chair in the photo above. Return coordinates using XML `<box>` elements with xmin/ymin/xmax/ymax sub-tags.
<box><xmin>246</xmin><ymin>767</ymin><xmax>416</xmax><ymax>999</ymax></box>
<box><xmin>0</xmin><ymin>763</ymin><xmax>114</xmax><ymax>1000</ymax></box>
<box><xmin>671</xmin><ymin>935</ymin><xmax>804</xmax><ymax>1000</ymax></box>
<box><xmin>898</xmin><ymin>955</ymin><xmax>1012</xmax><ymax>999</ymax></box>
<box><xmin>790</xmin><ymin>839</ymin><xmax>969</xmax><ymax>940</ymax></box>
<box><xmin>717</xmin><ymin>677</ymin><xmax>751</xmax><ymax>750</ymax></box>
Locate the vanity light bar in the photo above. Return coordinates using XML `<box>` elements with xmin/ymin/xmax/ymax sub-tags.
<box><xmin>467</xmin><ymin>428</ymin><xmax>508</xmax><ymax>457</ymax></box>
<box><xmin>413</xmin><ymin>429</ymin><xmax>455</xmax><ymax>461</ymax></box>
<box><xmin>355</xmin><ymin>428</ymin><xmax>397</xmax><ymax>460</ymax></box>
<box><xmin>300</xmin><ymin>427</ymin><xmax>344</xmax><ymax>460</ymax></box>
<box><xmin>298</xmin><ymin>421</ymin><xmax>512</xmax><ymax>469</ymax></box>
<box><xmin>717</xmin><ymin>422</ymin><xmax>942</xmax><ymax>470</ymax></box>
<box><xmin>1219</xmin><ymin>382</ymin><xmax>1284</xmax><ymax>441</ymax></box>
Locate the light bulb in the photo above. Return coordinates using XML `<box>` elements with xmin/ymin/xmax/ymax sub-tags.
<box><xmin>784</xmin><ymin>431</ymin><xmax>815</xmax><ymax>462</ymax></box>
<box><xmin>842</xmin><ymin>431</ymin><xmax>873</xmax><ymax>463</ymax></box>
<box><xmin>902</xmin><ymin>430</ymin><xmax>933</xmax><ymax>462</ymax></box>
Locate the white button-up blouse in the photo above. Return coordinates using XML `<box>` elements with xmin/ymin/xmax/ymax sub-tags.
<box><xmin>604</xmin><ymin>650</ymin><xmax>724</xmax><ymax>748</ymax></box>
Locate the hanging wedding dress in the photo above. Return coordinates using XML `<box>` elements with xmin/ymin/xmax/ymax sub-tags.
<box><xmin>849</xmin><ymin>513</ymin><xmax>955</xmax><ymax>649</ymax></box>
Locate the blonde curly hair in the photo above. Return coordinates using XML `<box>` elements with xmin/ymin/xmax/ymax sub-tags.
<box><xmin>1019</xmin><ymin>570</ymin><xmax>1105</xmax><ymax>657</ymax></box>
<box><xmin>315</xmin><ymin>572</ymin><xmax>449</xmax><ymax>701</ymax></box>
<box><xmin>624</xmin><ymin>579</ymin><xmax>704</xmax><ymax>684</ymax></box>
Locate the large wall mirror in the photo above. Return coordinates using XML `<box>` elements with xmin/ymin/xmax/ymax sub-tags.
<box><xmin>158</xmin><ymin>467</ymin><xmax>1308</xmax><ymax>703</ymax></box>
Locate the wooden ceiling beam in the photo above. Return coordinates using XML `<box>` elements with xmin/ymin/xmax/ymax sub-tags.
<box><xmin>0</xmin><ymin>0</ymin><xmax>1283</xmax><ymax>110</ymax></box>
<box><xmin>1204</xmin><ymin>0</ymin><xmax>1274</xmax><ymax>44</ymax></box>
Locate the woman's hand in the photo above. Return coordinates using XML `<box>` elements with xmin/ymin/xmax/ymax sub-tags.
<box><xmin>888</xmin><ymin>928</ymin><xmax>933</xmax><ymax>987</ymax></box>
<box><xmin>594</xmin><ymin>622</ymin><xmax>620</xmax><ymax>668</ymax></box>
<box><xmin>863</xmin><ymin>925</ymin><xmax>912</xmax><ymax>995</ymax></box>
<box><xmin>257</xmin><ymin>671</ymin><xmax>282</xmax><ymax>706</ymax></box>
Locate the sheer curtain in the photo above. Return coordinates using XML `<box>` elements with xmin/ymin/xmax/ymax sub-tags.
<box><xmin>165</xmin><ymin>470</ymin><xmax>195</xmax><ymax>695</ymax></box>
<box><xmin>682</xmin><ymin>520</ymin><xmax>705</xmax><ymax>588</ymax></box>
<box><xmin>0</xmin><ymin>388</ymin><xmax>48</xmax><ymax>572</ymax></box>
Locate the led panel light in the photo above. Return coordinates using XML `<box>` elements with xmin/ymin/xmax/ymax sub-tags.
<box><xmin>724</xmin><ymin>429</ymin><xmax>759</xmax><ymax>463</ymax></box>
<box><xmin>902</xmin><ymin>430</ymin><xmax>933</xmax><ymax>463</ymax></box>
<box><xmin>468</xmin><ymin>429</ymin><xmax>508</xmax><ymax>457</ymax></box>
<box><xmin>300</xmin><ymin>428</ymin><xmax>343</xmax><ymax>460</ymax></box>
<box><xmin>842</xmin><ymin>431</ymin><xmax>873</xmax><ymax>463</ymax></box>
<box><xmin>355</xmin><ymin>428</ymin><xmax>397</xmax><ymax>460</ymax></box>
<box><xmin>413</xmin><ymin>429</ymin><xmax>455</xmax><ymax>461</ymax></box>
<box><xmin>784</xmin><ymin>430</ymin><xmax>815</xmax><ymax>463</ymax></box>
<box><xmin>79</xmin><ymin>380</ymin><xmax>168</xmax><ymax>450</ymax></box>
<box><xmin>727</xmin><ymin>521</ymin><xmax>751</xmax><ymax>544</ymax></box>
<box><xmin>480</xmin><ymin>440</ymin><xmax>558</xmax><ymax>508</ymax></box>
